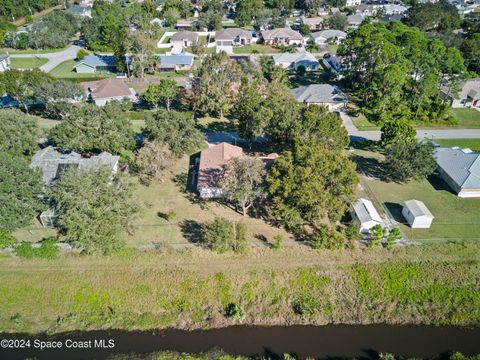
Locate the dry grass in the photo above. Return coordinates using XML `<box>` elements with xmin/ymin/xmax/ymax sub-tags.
<box><xmin>0</xmin><ymin>242</ymin><xmax>478</xmax><ymax>333</ymax></box>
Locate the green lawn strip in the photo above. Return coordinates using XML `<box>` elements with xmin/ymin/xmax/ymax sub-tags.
<box><xmin>10</xmin><ymin>57</ymin><xmax>49</xmax><ymax>69</ymax></box>
<box><xmin>449</xmin><ymin>108</ymin><xmax>480</xmax><ymax>128</ymax></box>
<box><xmin>232</xmin><ymin>44</ymin><xmax>279</xmax><ymax>54</ymax></box>
<box><xmin>0</xmin><ymin>46</ymin><xmax>69</xmax><ymax>55</ymax></box>
<box><xmin>434</xmin><ymin>139</ymin><xmax>480</xmax><ymax>152</ymax></box>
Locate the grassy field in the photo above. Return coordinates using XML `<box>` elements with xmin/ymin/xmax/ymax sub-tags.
<box><xmin>0</xmin><ymin>46</ymin><xmax>68</xmax><ymax>55</ymax></box>
<box><xmin>232</xmin><ymin>44</ymin><xmax>280</xmax><ymax>54</ymax></box>
<box><xmin>9</xmin><ymin>57</ymin><xmax>48</xmax><ymax>69</ymax></box>
<box><xmin>449</xmin><ymin>108</ymin><xmax>480</xmax><ymax>128</ymax></box>
<box><xmin>0</xmin><ymin>241</ymin><xmax>478</xmax><ymax>333</ymax></box>
<box><xmin>352</xmin><ymin>150</ymin><xmax>480</xmax><ymax>241</ymax></box>
<box><xmin>435</xmin><ymin>139</ymin><xmax>480</xmax><ymax>151</ymax></box>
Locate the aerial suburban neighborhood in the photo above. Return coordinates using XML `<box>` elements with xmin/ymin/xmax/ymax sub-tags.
<box><xmin>0</xmin><ymin>0</ymin><xmax>479</xmax><ymax>358</ymax></box>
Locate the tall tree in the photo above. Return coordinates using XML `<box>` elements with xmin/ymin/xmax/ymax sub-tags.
<box><xmin>384</xmin><ymin>140</ymin><xmax>437</xmax><ymax>182</ymax></box>
<box><xmin>49</xmin><ymin>103</ymin><xmax>134</xmax><ymax>154</ymax></box>
<box><xmin>51</xmin><ymin>168</ymin><xmax>137</xmax><ymax>255</ymax></box>
<box><xmin>233</xmin><ymin>77</ymin><xmax>265</xmax><ymax>140</ymax></box>
<box><xmin>34</xmin><ymin>80</ymin><xmax>84</xmax><ymax>119</ymax></box>
<box><xmin>144</xmin><ymin>109</ymin><xmax>205</xmax><ymax>156</ymax></box>
<box><xmin>380</xmin><ymin>119</ymin><xmax>416</xmax><ymax>147</ymax></box>
<box><xmin>0</xmin><ymin>109</ymin><xmax>41</xmax><ymax>157</ymax></box>
<box><xmin>267</xmin><ymin>141</ymin><xmax>358</xmax><ymax>229</ymax></box>
<box><xmin>221</xmin><ymin>157</ymin><xmax>266</xmax><ymax>216</ymax></box>
<box><xmin>191</xmin><ymin>52</ymin><xmax>241</xmax><ymax>117</ymax></box>
<box><xmin>0</xmin><ymin>153</ymin><xmax>44</xmax><ymax>232</ymax></box>
<box><xmin>128</xmin><ymin>29</ymin><xmax>156</xmax><ymax>78</ymax></box>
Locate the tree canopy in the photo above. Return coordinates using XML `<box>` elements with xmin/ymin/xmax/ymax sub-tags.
<box><xmin>28</xmin><ymin>11</ymin><xmax>79</xmax><ymax>49</ymax></box>
<box><xmin>0</xmin><ymin>109</ymin><xmax>40</xmax><ymax>157</ymax></box>
<box><xmin>267</xmin><ymin>141</ymin><xmax>358</xmax><ymax>229</ymax></box>
<box><xmin>0</xmin><ymin>153</ymin><xmax>44</xmax><ymax>232</ymax></box>
<box><xmin>49</xmin><ymin>103</ymin><xmax>134</xmax><ymax>154</ymax></box>
<box><xmin>380</xmin><ymin>119</ymin><xmax>416</xmax><ymax>147</ymax></box>
<box><xmin>51</xmin><ymin>167</ymin><xmax>137</xmax><ymax>254</ymax></box>
<box><xmin>144</xmin><ymin>109</ymin><xmax>205</xmax><ymax>156</ymax></box>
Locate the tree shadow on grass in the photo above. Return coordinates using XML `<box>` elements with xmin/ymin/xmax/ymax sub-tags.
<box><xmin>384</xmin><ymin>202</ymin><xmax>407</xmax><ymax>224</ymax></box>
<box><xmin>179</xmin><ymin>219</ymin><xmax>203</xmax><ymax>244</ymax></box>
<box><xmin>350</xmin><ymin>155</ymin><xmax>387</xmax><ymax>180</ymax></box>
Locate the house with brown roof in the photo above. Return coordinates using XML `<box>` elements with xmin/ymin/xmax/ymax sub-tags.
<box><xmin>261</xmin><ymin>28</ymin><xmax>305</xmax><ymax>46</ymax></box>
<box><xmin>194</xmin><ymin>142</ymin><xmax>278</xmax><ymax>199</ymax></box>
<box><xmin>81</xmin><ymin>78</ymin><xmax>136</xmax><ymax>106</ymax></box>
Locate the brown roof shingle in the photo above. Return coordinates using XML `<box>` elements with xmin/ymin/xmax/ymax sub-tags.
<box><xmin>81</xmin><ymin>78</ymin><xmax>134</xmax><ymax>100</ymax></box>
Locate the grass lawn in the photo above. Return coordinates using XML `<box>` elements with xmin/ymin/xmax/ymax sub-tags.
<box><xmin>352</xmin><ymin>150</ymin><xmax>480</xmax><ymax>241</ymax></box>
<box><xmin>48</xmin><ymin>60</ymin><xmax>113</xmax><ymax>80</ymax></box>
<box><xmin>232</xmin><ymin>44</ymin><xmax>280</xmax><ymax>54</ymax></box>
<box><xmin>10</xmin><ymin>57</ymin><xmax>48</xmax><ymax>69</ymax></box>
<box><xmin>0</xmin><ymin>46</ymin><xmax>68</xmax><ymax>55</ymax></box>
<box><xmin>328</xmin><ymin>44</ymin><xmax>338</xmax><ymax>54</ymax></box>
<box><xmin>434</xmin><ymin>138</ymin><xmax>480</xmax><ymax>152</ymax></box>
<box><xmin>449</xmin><ymin>108</ymin><xmax>480</xmax><ymax>128</ymax></box>
<box><xmin>124</xmin><ymin>155</ymin><xmax>289</xmax><ymax>246</ymax></box>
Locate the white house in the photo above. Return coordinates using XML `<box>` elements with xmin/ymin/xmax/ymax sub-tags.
<box><xmin>291</xmin><ymin>84</ymin><xmax>348</xmax><ymax>110</ymax></box>
<box><xmin>272</xmin><ymin>52</ymin><xmax>319</xmax><ymax>71</ymax></box>
<box><xmin>0</xmin><ymin>54</ymin><xmax>10</xmax><ymax>72</ymax></box>
<box><xmin>352</xmin><ymin>198</ymin><xmax>384</xmax><ymax>234</ymax></box>
<box><xmin>261</xmin><ymin>28</ymin><xmax>305</xmax><ymax>46</ymax></box>
<box><xmin>346</xmin><ymin>0</ymin><xmax>361</xmax><ymax>6</ymax></box>
<box><xmin>311</xmin><ymin>29</ymin><xmax>347</xmax><ymax>45</ymax></box>
<box><xmin>441</xmin><ymin>78</ymin><xmax>480</xmax><ymax>109</ymax></box>
<box><xmin>402</xmin><ymin>200</ymin><xmax>434</xmax><ymax>229</ymax></box>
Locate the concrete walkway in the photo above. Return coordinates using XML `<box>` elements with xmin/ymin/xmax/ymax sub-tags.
<box><xmin>340</xmin><ymin>110</ymin><xmax>480</xmax><ymax>141</ymax></box>
<box><xmin>9</xmin><ymin>45</ymin><xmax>81</xmax><ymax>73</ymax></box>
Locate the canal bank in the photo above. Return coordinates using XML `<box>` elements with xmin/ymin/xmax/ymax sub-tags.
<box><xmin>1</xmin><ymin>325</ymin><xmax>479</xmax><ymax>360</ymax></box>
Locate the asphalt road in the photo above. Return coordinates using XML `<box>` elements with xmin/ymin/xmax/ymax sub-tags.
<box><xmin>9</xmin><ymin>45</ymin><xmax>80</xmax><ymax>72</ymax></box>
<box><xmin>339</xmin><ymin>110</ymin><xmax>480</xmax><ymax>141</ymax></box>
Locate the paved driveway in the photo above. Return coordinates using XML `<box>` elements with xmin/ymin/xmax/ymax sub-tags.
<box><xmin>9</xmin><ymin>45</ymin><xmax>81</xmax><ymax>72</ymax></box>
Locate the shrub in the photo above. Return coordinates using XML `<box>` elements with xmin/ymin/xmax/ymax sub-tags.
<box><xmin>272</xmin><ymin>234</ymin><xmax>283</xmax><ymax>250</ymax></box>
<box><xmin>224</xmin><ymin>303</ymin><xmax>245</xmax><ymax>320</ymax></box>
<box><xmin>344</xmin><ymin>222</ymin><xmax>361</xmax><ymax>241</ymax></box>
<box><xmin>0</xmin><ymin>230</ymin><xmax>16</xmax><ymax>249</ymax></box>
<box><xmin>292</xmin><ymin>294</ymin><xmax>317</xmax><ymax>316</ymax></box>
<box><xmin>167</xmin><ymin>210</ymin><xmax>177</xmax><ymax>222</ymax></box>
<box><xmin>76</xmin><ymin>48</ymin><xmax>89</xmax><ymax>61</ymax></box>
<box><xmin>202</xmin><ymin>218</ymin><xmax>248</xmax><ymax>253</ymax></box>
<box><xmin>310</xmin><ymin>225</ymin><xmax>347</xmax><ymax>250</ymax></box>
<box><xmin>35</xmin><ymin>238</ymin><xmax>59</xmax><ymax>259</ymax></box>
<box><xmin>15</xmin><ymin>243</ymin><xmax>35</xmax><ymax>259</ymax></box>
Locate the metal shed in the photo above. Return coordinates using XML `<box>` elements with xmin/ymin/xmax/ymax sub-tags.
<box><xmin>402</xmin><ymin>200</ymin><xmax>434</xmax><ymax>229</ymax></box>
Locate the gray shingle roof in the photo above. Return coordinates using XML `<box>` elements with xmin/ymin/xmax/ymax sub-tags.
<box><xmin>403</xmin><ymin>200</ymin><xmax>433</xmax><ymax>218</ymax></box>
<box><xmin>31</xmin><ymin>146</ymin><xmax>119</xmax><ymax>185</ymax></box>
<box><xmin>75</xmin><ymin>54</ymin><xmax>115</xmax><ymax>69</ymax></box>
<box><xmin>311</xmin><ymin>30</ymin><xmax>347</xmax><ymax>40</ymax></box>
<box><xmin>215</xmin><ymin>28</ymin><xmax>252</xmax><ymax>41</ymax></box>
<box><xmin>261</xmin><ymin>27</ymin><xmax>304</xmax><ymax>41</ymax></box>
<box><xmin>273</xmin><ymin>52</ymin><xmax>318</xmax><ymax>64</ymax></box>
<box><xmin>171</xmin><ymin>31</ymin><xmax>198</xmax><ymax>42</ymax></box>
<box><xmin>435</xmin><ymin>147</ymin><xmax>480</xmax><ymax>189</ymax></box>
<box><xmin>291</xmin><ymin>84</ymin><xmax>348</xmax><ymax>104</ymax></box>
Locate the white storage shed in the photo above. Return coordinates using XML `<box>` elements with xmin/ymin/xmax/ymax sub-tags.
<box><xmin>352</xmin><ymin>198</ymin><xmax>384</xmax><ymax>234</ymax></box>
<box><xmin>402</xmin><ymin>200</ymin><xmax>434</xmax><ymax>228</ymax></box>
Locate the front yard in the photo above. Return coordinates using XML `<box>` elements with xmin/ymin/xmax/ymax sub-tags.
<box><xmin>449</xmin><ymin>108</ymin><xmax>480</xmax><ymax>128</ymax></box>
<box><xmin>232</xmin><ymin>44</ymin><xmax>280</xmax><ymax>54</ymax></box>
<box><xmin>434</xmin><ymin>138</ymin><xmax>480</xmax><ymax>151</ymax></box>
<box><xmin>352</xmin><ymin>150</ymin><xmax>480</xmax><ymax>241</ymax></box>
<box><xmin>10</xmin><ymin>57</ymin><xmax>48</xmax><ymax>69</ymax></box>
<box><xmin>48</xmin><ymin>60</ymin><xmax>113</xmax><ymax>80</ymax></box>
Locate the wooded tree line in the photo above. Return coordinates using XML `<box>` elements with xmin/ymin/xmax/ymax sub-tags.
<box><xmin>0</xmin><ymin>0</ymin><xmax>59</xmax><ymax>21</ymax></box>
<box><xmin>338</xmin><ymin>21</ymin><xmax>466</xmax><ymax>124</ymax></box>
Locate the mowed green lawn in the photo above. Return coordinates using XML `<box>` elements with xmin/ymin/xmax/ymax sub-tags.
<box><xmin>48</xmin><ymin>60</ymin><xmax>113</xmax><ymax>80</ymax></box>
<box><xmin>363</xmin><ymin>175</ymin><xmax>480</xmax><ymax>241</ymax></box>
<box><xmin>10</xmin><ymin>57</ymin><xmax>48</xmax><ymax>69</ymax></box>
<box><xmin>232</xmin><ymin>44</ymin><xmax>280</xmax><ymax>54</ymax></box>
<box><xmin>435</xmin><ymin>138</ymin><xmax>480</xmax><ymax>152</ymax></box>
<box><xmin>449</xmin><ymin>108</ymin><xmax>480</xmax><ymax>128</ymax></box>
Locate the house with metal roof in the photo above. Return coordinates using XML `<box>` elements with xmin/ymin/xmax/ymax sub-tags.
<box><xmin>30</xmin><ymin>146</ymin><xmax>120</xmax><ymax>186</ymax></box>
<box><xmin>273</xmin><ymin>52</ymin><xmax>319</xmax><ymax>71</ymax></box>
<box><xmin>402</xmin><ymin>200</ymin><xmax>434</xmax><ymax>228</ymax></box>
<box><xmin>311</xmin><ymin>30</ymin><xmax>347</xmax><ymax>45</ymax></box>
<box><xmin>74</xmin><ymin>54</ymin><xmax>116</xmax><ymax>74</ymax></box>
<box><xmin>351</xmin><ymin>198</ymin><xmax>384</xmax><ymax>234</ymax></box>
<box><xmin>291</xmin><ymin>84</ymin><xmax>348</xmax><ymax>110</ymax></box>
<box><xmin>435</xmin><ymin>147</ymin><xmax>480</xmax><ymax>198</ymax></box>
<box><xmin>159</xmin><ymin>53</ymin><xmax>195</xmax><ymax>71</ymax></box>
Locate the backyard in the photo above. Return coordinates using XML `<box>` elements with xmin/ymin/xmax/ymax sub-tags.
<box><xmin>9</xmin><ymin>57</ymin><xmax>48</xmax><ymax>69</ymax></box>
<box><xmin>352</xmin><ymin>149</ymin><xmax>480</xmax><ymax>241</ymax></box>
